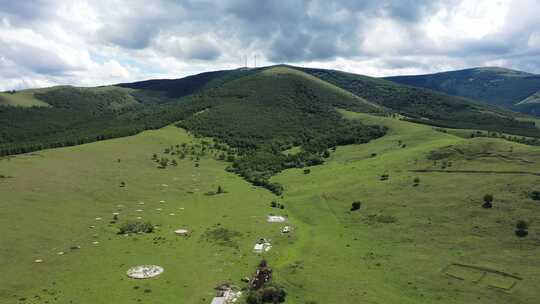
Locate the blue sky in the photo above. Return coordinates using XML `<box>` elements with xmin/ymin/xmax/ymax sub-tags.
<box><xmin>0</xmin><ymin>0</ymin><xmax>539</xmax><ymax>90</ymax></box>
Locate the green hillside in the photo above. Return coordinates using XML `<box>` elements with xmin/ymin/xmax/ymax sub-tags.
<box><xmin>176</xmin><ymin>66</ymin><xmax>386</xmax><ymax>192</ymax></box>
<box><xmin>2</xmin><ymin>65</ymin><xmax>540</xmax><ymax>161</ymax></box>
<box><xmin>2</xmin><ymin>111</ymin><xmax>539</xmax><ymax>304</ymax></box>
<box><xmin>384</xmin><ymin>67</ymin><xmax>540</xmax><ymax>116</ymax></box>
<box><xmin>296</xmin><ymin>66</ymin><xmax>540</xmax><ymax>137</ymax></box>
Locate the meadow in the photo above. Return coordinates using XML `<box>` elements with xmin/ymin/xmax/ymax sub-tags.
<box><xmin>1</xmin><ymin>111</ymin><xmax>539</xmax><ymax>303</ymax></box>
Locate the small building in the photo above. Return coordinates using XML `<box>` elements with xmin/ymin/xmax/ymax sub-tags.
<box><xmin>253</xmin><ymin>243</ymin><xmax>264</xmax><ymax>253</ymax></box>
<box><xmin>253</xmin><ymin>238</ymin><xmax>271</xmax><ymax>253</ymax></box>
<box><xmin>210</xmin><ymin>297</ymin><xmax>226</xmax><ymax>304</ymax></box>
<box><xmin>210</xmin><ymin>284</ymin><xmax>242</xmax><ymax>304</ymax></box>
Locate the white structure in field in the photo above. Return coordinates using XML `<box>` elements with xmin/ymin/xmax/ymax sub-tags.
<box><xmin>126</xmin><ymin>265</ymin><xmax>164</xmax><ymax>279</ymax></box>
<box><xmin>174</xmin><ymin>228</ymin><xmax>190</xmax><ymax>236</ymax></box>
<box><xmin>281</xmin><ymin>226</ymin><xmax>291</xmax><ymax>233</ymax></box>
<box><xmin>211</xmin><ymin>285</ymin><xmax>242</xmax><ymax>304</ymax></box>
<box><xmin>253</xmin><ymin>239</ymin><xmax>272</xmax><ymax>253</ymax></box>
<box><xmin>267</xmin><ymin>215</ymin><xmax>287</xmax><ymax>223</ymax></box>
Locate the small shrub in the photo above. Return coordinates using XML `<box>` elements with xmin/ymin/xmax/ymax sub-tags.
<box><xmin>217</xmin><ymin>185</ymin><xmax>224</xmax><ymax>194</ymax></box>
<box><xmin>322</xmin><ymin>150</ymin><xmax>330</xmax><ymax>158</ymax></box>
<box><xmin>158</xmin><ymin>158</ymin><xmax>168</xmax><ymax>169</ymax></box>
<box><xmin>515</xmin><ymin>230</ymin><xmax>528</xmax><ymax>237</ymax></box>
<box><xmin>482</xmin><ymin>194</ymin><xmax>493</xmax><ymax>208</ymax></box>
<box><xmin>515</xmin><ymin>220</ymin><xmax>529</xmax><ymax>237</ymax></box>
<box><xmin>303</xmin><ymin>169</ymin><xmax>311</xmax><ymax>174</ymax></box>
<box><xmin>120</xmin><ymin>181</ymin><xmax>126</xmax><ymax>188</ymax></box>
<box><xmin>118</xmin><ymin>221</ymin><xmax>154</xmax><ymax>235</ymax></box>
<box><xmin>529</xmin><ymin>191</ymin><xmax>540</xmax><ymax>201</ymax></box>
<box><xmin>267</xmin><ymin>182</ymin><xmax>284</xmax><ymax>196</ymax></box>
<box><xmin>350</xmin><ymin>201</ymin><xmax>362</xmax><ymax>211</ymax></box>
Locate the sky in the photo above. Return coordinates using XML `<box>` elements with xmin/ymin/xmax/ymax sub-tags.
<box><xmin>0</xmin><ymin>0</ymin><xmax>539</xmax><ymax>90</ymax></box>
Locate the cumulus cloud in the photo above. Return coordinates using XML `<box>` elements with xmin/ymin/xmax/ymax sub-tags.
<box><xmin>0</xmin><ymin>0</ymin><xmax>539</xmax><ymax>90</ymax></box>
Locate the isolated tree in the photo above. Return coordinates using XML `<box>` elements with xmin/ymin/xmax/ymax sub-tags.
<box><xmin>350</xmin><ymin>201</ymin><xmax>362</xmax><ymax>211</ymax></box>
<box><xmin>159</xmin><ymin>158</ymin><xmax>168</xmax><ymax>169</ymax></box>
<box><xmin>217</xmin><ymin>185</ymin><xmax>224</xmax><ymax>194</ymax></box>
<box><xmin>303</xmin><ymin>169</ymin><xmax>311</xmax><ymax>174</ymax></box>
<box><xmin>120</xmin><ymin>181</ymin><xmax>126</xmax><ymax>188</ymax></box>
<box><xmin>413</xmin><ymin>177</ymin><xmax>420</xmax><ymax>186</ymax></box>
<box><xmin>171</xmin><ymin>159</ymin><xmax>178</xmax><ymax>166</ymax></box>
<box><xmin>530</xmin><ymin>191</ymin><xmax>540</xmax><ymax>201</ymax></box>
<box><xmin>482</xmin><ymin>194</ymin><xmax>494</xmax><ymax>208</ymax></box>
<box><xmin>322</xmin><ymin>150</ymin><xmax>330</xmax><ymax>158</ymax></box>
<box><xmin>515</xmin><ymin>220</ymin><xmax>529</xmax><ymax>237</ymax></box>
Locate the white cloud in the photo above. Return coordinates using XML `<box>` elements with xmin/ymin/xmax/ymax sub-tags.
<box><xmin>0</xmin><ymin>0</ymin><xmax>539</xmax><ymax>90</ymax></box>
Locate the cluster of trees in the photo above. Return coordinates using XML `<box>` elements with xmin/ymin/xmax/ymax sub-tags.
<box><xmin>270</xmin><ymin>201</ymin><xmax>285</xmax><ymax>209</ymax></box>
<box><xmin>469</xmin><ymin>130</ymin><xmax>540</xmax><ymax>146</ymax></box>
<box><xmin>118</xmin><ymin>221</ymin><xmax>154</xmax><ymax>235</ymax></box>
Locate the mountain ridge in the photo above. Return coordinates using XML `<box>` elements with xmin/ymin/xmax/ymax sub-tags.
<box><xmin>384</xmin><ymin>66</ymin><xmax>540</xmax><ymax>116</ymax></box>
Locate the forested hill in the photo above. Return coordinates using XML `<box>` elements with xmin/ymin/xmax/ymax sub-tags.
<box><xmin>296</xmin><ymin>66</ymin><xmax>540</xmax><ymax>136</ymax></box>
<box><xmin>1</xmin><ymin>65</ymin><xmax>540</xmax><ymax>158</ymax></box>
<box><xmin>384</xmin><ymin>67</ymin><xmax>540</xmax><ymax>116</ymax></box>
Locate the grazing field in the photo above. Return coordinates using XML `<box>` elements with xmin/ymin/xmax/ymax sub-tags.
<box><xmin>0</xmin><ymin>90</ymin><xmax>50</xmax><ymax>107</ymax></box>
<box><xmin>1</xmin><ymin>113</ymin><xmax>540</xmax><ymax>303</ymax></box>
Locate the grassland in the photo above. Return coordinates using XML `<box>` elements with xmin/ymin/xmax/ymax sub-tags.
<box><xmin>1</xmin><ymin>112</ymin><xmax>540</xmax><ymax>303</ymax></box>
<box><xmin>0</xmin><ymin>90</ymin><xmax>50</xmax><ymax>107</ymax></box>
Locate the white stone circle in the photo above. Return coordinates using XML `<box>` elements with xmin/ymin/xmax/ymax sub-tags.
<box><xmin>126</xmin><ymin>265</ymin><xmax>164</xmax><ymax>279</ymax></box>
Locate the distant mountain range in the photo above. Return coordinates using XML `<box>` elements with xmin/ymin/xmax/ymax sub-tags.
<box><xmin>385</xmin><ymin>67</ymin><xmax>540</xmax><ymax>116</ymax></box>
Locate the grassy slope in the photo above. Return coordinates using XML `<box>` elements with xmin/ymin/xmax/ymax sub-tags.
<box><xmin>2</xmin><ymin>113</ymin><xmax>540</xmax><ymax>303</ymax></box>
<box><xmin>271</xmin><ymin>111</ymin><xmax>540</xmax><ymax>304</ymax></box>
<box><xmin>0</xmin><ymin>126</ymin><xmax>283</xmax><ymax>303</ymax></box>
<box><xmin>0</xmin><ymin>90</ymin><xmax>50</xmax><ymax>107</ymax></box>
<box><xmin>262</xmin><ymin>67</ymin><xmax>382</xmax><ymax>111</ymax></box>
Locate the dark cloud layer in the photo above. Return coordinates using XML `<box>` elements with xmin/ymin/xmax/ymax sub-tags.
<box><xmin>0</xmin><ymin>0</ymin><xmax>539</xmax><ymax>89</ymax></box>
